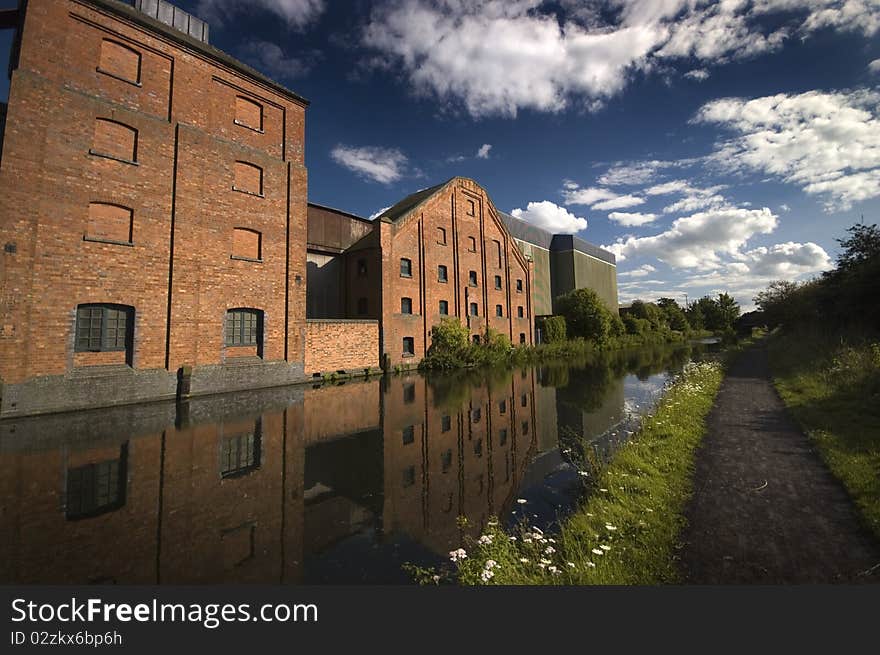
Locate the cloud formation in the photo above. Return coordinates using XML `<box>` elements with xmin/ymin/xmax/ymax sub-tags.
<box><xmin>476</xmin><ymin>144</ymin><xmax>493</xmax><ymax>159</ymax></box>
<box><xmin>198</xmin><ymin>0</ymin><xmax>325</xmax><ymax>29</ymax></box>
<box><xmin>607</xmin><ymin>211</ymin><xmax>658</xmax><ymax>227</ymax></box>
<box><xmin>240</xmin><ymin>41</ymin><xmax>314</xmax><ymax>79</ymax></box>
<box><xmin>362</xmin><ymin>0</ymin><xmax>880</xmax><ymax>117</ymax></box>
<box><xmin>330</xmin><ymin>145</ymin><xmax>409</xmax><ymax>184</ymax></box>
<box><xmin>510</xmin><ymin>200</ymin><xmax>588</xmax><ymax>233</ymax></box>
<box><xmin>695</xmin><ymin>88</ymin><xmax>880</xmax><ymax>209</ymax></box>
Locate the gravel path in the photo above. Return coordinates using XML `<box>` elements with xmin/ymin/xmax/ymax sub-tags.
<box><xmin>680</xmin><ymin>343</ymin><xmax>880</xmax><ymax>583</ymax></box>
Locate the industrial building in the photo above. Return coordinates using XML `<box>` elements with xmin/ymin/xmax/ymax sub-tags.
<box><xmin>0</xmin><ymin>0</ymin><xmax>617</xmax><ymax>417</ymax></box>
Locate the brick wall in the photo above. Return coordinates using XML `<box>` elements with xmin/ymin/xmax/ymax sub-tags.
<box><xmin>303</xmin><ymin>319</ymin><xmax>379</xmax><ymax>375</ymax></box>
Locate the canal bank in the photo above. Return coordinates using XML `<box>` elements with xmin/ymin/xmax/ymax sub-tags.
<box><xmin>0</xmin><ymin>342</ymin><xmax>708</xmax><ymax>584</ymax></box>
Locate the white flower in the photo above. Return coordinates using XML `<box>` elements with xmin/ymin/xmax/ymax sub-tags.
<box><xmin>517</xmin><ymin>498</ymin><xmax>527</xmax><ymax>504</ymax></box>
<box><xmin>449</xmin><ymin>548</ymin><xmax>467</xmax><ymax>562</ymax></box>
<box><xmin>567</xmin><ymin>562</ymin><xmax>576</xmax><ymax>568</ymax></box>
<box><xmin>548</xmin><ymin>566</ymin><xmax>560</xmax><ymax>575</ymax></box>
<box><xmin>600</xmin><ymin>544</ymin><xmax>611</xmax><ymax>551</ymax></box>
<box><xmin>478</xmin><ymin>535</ymin><xmax>493</xmax><ymax>545</ymax></box>
<box><xmin>578</xmin><ymin>471</ymin><xmax>589</xmax><ymax>477</ymax></box>
<box><xmin>540</xmin><ymin>558</ymin><xmax>551</xmax><ymax>565</ymax></box>
<box><xmin>599</xmin><ymin>488</ymin><xmax>609</xmax><ymax>492</ymax></box>
<box><xmin>509</xmin><ymin>536</ymin><xmax>517</xmax><ymax>541</ymax></box>
<box><xmin>532</xmin><ymin>527</ymin><xmax>544</xmax><ymax>535</ymax></box>
<box><xmin>519</xmin><ymin>558</ymin><xmax>530</xmax><ymax>564</ymax></box>
<box><xmin>544</xmin><ymin>546</ymin><xmax>555</xmax><ymax>555</ymax></box>
<box><xmin>432</xmin><ymin>575</ymin><xmax>440</xmax><ymax>583</ymax></box>
<box><xmin>605</xmin><ymin>524</ymin><xmax>617</xmax><ymax>531</ymax></box>
<box><xmin>485</xmin><ymin>560</ymin><xmax>498</xmax><ymax>569</ymax></box>
<box><xmin>592</xmin><ymin>548</ymin><xmax>604</xmax><ymax>556</ymax></box>
<box><xmin>586</xmin><ymin>561</ymin><xmax>596</xmax><ymax>568</ymax></box>
<box><xmin>481</xmin><ymin>569</ymin><xmax>495</xmax><ymax>582</ymax></box>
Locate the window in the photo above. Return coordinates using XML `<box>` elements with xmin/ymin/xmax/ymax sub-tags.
<box><xmin>467</xmin><ymin>236</ymin><xmax>477</xmax><ymax>252</ymax></box>
<box><xmin>472</xmin><ymin>407</ymin><xmax>481</xmax><ymax>423</ymax></box>
<box><xmin>232</xmin><ymin>227</ymin><xmax>261</xmax><ymax>261</ymax></box>
<box><xmin>522</xmin><ymin>421</ymin><xmax>529</xmax><ymax>435</ymax></box>
<box><xmin>401</xmin><ymin>297</ymin><xmax>413</xmax><ymax>314</ymax></box>
<box><xmin>474</xmin><ymin>438</ymin><xmax>483</xmax><ymax>457</ymax></box>
<box><xmin>221</xmin><ymin>421</ymin><xmax>261</xmax><ymax>478</ymax></box>
<box><xmin>516</xmin><ymin>279</ymin><xmax>523</xmax><ymax>293</ymax></box>
<box><xmin>403</xmin><ymin>466</ymin><xmax>416</xmax><ymax>488</ymax></box>
<box><xmin>493</xmin><ymin>240</ymin><xmax>502</xmax><ymax>267</ymax></box>
<box><xmin>233</xmin><ymin>161</ymin><xmax>263</xmax><ymax>196</ymax></box>
<box><xmin>85</xmin><ymin>203</ymin><xmax>133</xmax><ymax>245</ymax></box>
<box><xmin>517</xmin><ymin>306</ymin><xmax>524</xmax><ymax>318</ymax></box>
<box><xmin>400</xmin><ymin>258</ymin><xmax>412</xmax><ymax>277</ymax></box>
<box><xmin>357</xmin><ymin>259</ymin><xmax>368</xmax><ymax>277</ymax></box>
<box><xmin>499</xmin><ymin>400</ymin><xmax>507</xmax><ymax>414</ymax></box>
<box><xmin>472</xmin><ymin>334</ymin><xmax>480</xmax><ymax>344</ymax></box>
<box><xmin>441</xmin><ymin>414</ymin><xmax>451</xmax><ymax>432</ymax></box>
<box><xmin>494</xmin><ymin>275</ymin><xmax>502</xmax><ymax>290</ymax></box>
<box><xmin>495</xmin><ymin>305</ymin><xmax>503</xmax><ymax>317</ymax></box>
<box><xmin>438</xmin><ymin>265</ymin><xmax>448</xmax><ymax>282</ymax></box>
<box><xmin>403</xmin><ymin>337</ymin><xmax>415</xmax><ymax>356</ymax></box>
<box><xmin>402</xmin><ymin>425</ymin><xmax>415</xmax><ymax>444</ymax></box>
<box><xmin>521</xmin><ymin>393</ymin><xmax>528</xmax><ymax>407</ymax></box>
<box><xmin>437</xmin><ymin>227</ymin><xmax>447</xmax><ymax>245</ymax></box>
<box><xmin>499</xmin><ymin>428</ymin><xmax>508</xmax><ymax>446</ymax></box>
<box><xmin>357</xmin><ymin>297</ymin><xmax>368</xmax><ymax>315</ymax></box>
<box><xmin>469</xmin><ymin>302</ymin><xmax>478</xmax><ymax>316</ymax></box>
<box><xmin>75</xmin><ymin>304</ymin><xmax>131</xmax><ymax>352</ymax></box>
<box><xmin>98</xmin><ymin>39</ymin><xmax>141</xmax><ymax>85</ymax></box>
<box><xmin>403</xmin><ymin>384</ymin><xmax>416</xmax><ymax>403</ymax></box>
<box><xmin>225</xmin><ymin>309</ymin><xmax>262</xmax><ymax>347</ymax></box>
<box><xmin>520</xmin><ymin>333</ymin><xmax>526</xmax><ymax>344</ymax></box>
<box><xmin>466</xmin><ymin>199</ymin><xmax>475</xmax><ymax>216</ymax></box>
<box><xmin>234</xmin><ymin>95</ymin><xmax>263</xmax><ymax>132</ymax></box>
<box><xmin>91</xmin><ymin>119</ymin><xmax>137</xmax><ymax>163</ymax></box>
<box><xmin>441</xmin><ymin>449</ymin><xmax>453</xmax><ymax>472</ymax></box>
<box><xmin>469</xmin><ymin>270</ymin><xmax>477</xmax><ymax>286</ymax></box>
<box><xmin>439</xmin><ymin>300</ymin><xmax>449</xmax><ymax>315</ymax></box>
<box><xmin>66</xmin><ymin>444</ymin><xmax>127</xmax><ymax>520</ymax></box>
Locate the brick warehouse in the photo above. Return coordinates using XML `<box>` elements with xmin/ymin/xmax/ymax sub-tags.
<box><xmin>0</xmin><ymin>0</ymin><xmax>618</xmax><ymax>417</ymax></box>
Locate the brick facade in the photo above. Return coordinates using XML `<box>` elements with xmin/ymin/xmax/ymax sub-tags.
<box><xmin>303</xmin><ymin>319</ymin><xmax>380</xmax><ymax>376</ymax></box>
<box><xmin>0</xmin><ymin>0</ymin><xmax>308</xmax><ymax>416</ymax></box>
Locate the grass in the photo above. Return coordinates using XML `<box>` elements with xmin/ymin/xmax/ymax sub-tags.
<box><xmin>446</xmin><ymin>359</ymin><xmax>725</xmax><ymax>585</ymax></box>
<box><xmin>768</xmin><ymin>329</ymin><xmax>880</xmax><ymax>540</ymax></box>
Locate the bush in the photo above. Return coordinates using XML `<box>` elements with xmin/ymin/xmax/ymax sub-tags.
<box><xmin>556</xmin><ymin>288</ymin><xmax>614</xmax><ymax>343</ymax></box>
<box><xmin>623</xmin><ymin>314</ymin><xmax>649</xmax><ymax>336</ymax></box>
<box><xmin>541</xmin><ymin>316</ymin><xmax>567</xmax><ymax>343</ymax></box>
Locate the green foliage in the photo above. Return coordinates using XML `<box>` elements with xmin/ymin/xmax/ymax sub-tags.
<box><xmin>686</xmin><ymin>293</ymin><xmax>740</xmax><ymax>332</ymax></box>
<box><xmin>556</xmin><ymin>288</ymin><xmax>614</xmax><ymax>343</ymax></box>
<box><xmin>540</xmin><ymin>315</ymin><xmax>567</xmax><ymax>343</ymax></box>
<box><xmin>657</xmin><ymin>297</ymin><xmax>689</xmax><ymax>332</ymax></box>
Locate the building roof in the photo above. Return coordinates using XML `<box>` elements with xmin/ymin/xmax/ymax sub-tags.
<box><xmin>375</xmin><ymin>179</ymin><xmax>452</xmax><ymax>222</ymax></box>
<box><xmin>500</xmin><ymin>212</ymin><xmax>616</xmax><ymax>265</ymax></box>
<box><xmin>85</xmin><ymin>0</ymin><xmax>309</xmax><ymax>106</ymax></box>
<box><xmin>307</xmin><ymin>202</ymin><xmax>372</xmax><ymax>225</ymax></box>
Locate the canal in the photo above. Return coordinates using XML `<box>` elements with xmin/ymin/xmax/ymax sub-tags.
<box><xmin>0</xmin><ymin>342</ymin><xmax>715</xmax><ymax>584</ymax></box>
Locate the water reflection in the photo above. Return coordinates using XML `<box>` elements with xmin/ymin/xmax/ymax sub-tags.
<box><xmin>0</xmin><ymin>343</ymin><xmax>710</xmax><ymax>584</ymax></box>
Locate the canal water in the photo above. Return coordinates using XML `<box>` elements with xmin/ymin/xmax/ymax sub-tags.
<box><xmin>0</xmin><ymin>342</ymin><xmax>715</xmax><ymax>584</ymax></box>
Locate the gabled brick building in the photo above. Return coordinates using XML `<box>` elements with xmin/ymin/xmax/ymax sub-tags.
<box><xmin>0</xmin><ymin>0</ymin><xmax>309</xmax><ymax>416</ymax></box>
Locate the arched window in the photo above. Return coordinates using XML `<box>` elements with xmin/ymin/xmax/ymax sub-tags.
<box><xmin>91</xmin><ymin>119</ymin><xmax>137</xmax><ymax>163</ymax></box>
<box><xmin>98</xmin><ymin>39</ymin><xmax>141</xmax><ymax>85</ymax></box>
<box><xmin>233</xmin><ymin>161</ymin><xmax>263</xmax><ymax>196</ymax></box>
<box><xmin>232</xmin><ymin>228</ymin><xmax>262</xmax><ymax>261</ymax></box>
<box><xmin>86</xmin><ymin>202</ymin><xmax>133</xmax><ymax>244</ymax></box>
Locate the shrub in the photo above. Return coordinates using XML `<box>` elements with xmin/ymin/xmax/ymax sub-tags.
<box><xmin>556</xmin><ymin>288</ymin><xmax>614</xmax><ymax>343</ymax></box>
<box><xmin>541</xmin><ymin>316</ymin><xmax>567</xmax><ymax>343</ymax></box>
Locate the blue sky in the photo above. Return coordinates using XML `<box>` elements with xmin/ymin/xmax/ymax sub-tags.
<box><xmin>3</xmin><ymin>1</ymin><xmax>879</xmax><ymax>310</ymax></box>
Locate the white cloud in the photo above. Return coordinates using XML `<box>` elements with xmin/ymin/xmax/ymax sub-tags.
<box><xmin>592</xmin><ymin>194</ymin><xmax>646</xmax><ymax>211</ymax></box>
<box><xmin>607</xmin><ymin>211</ymin><xmax>658</xmax><ymax>227</ymax></box>
<box><xmin>361</xmin><ymin>1</ymin><xmax>880</xmax><ymax>117</ymax></box>
<box><xmin>870</xmin><ymin>59</ymin><xmax>880</xmax><ymax>74</ymax></box>
<box><xmin>511</xmin><ymin>200</ymin><xmax>588</xmax><ymax>233</ymax></box>
<box><xmin>476</xmin><ymin>144</ymin><xmax>493</xmax><ymax>159</ymax></box>
<box><xmin>240</xmin><ymin>41</ymin><xmax>313</xmax><ymax>79</ymax></box>
<box><xmin>198</xmin><ymin>0</ymin><xmax>324</xmax><ymax>29</ymax></box>
<box><xmin>604</xmin><ymin>206</ymin><xmax>778</xmax><ymax>268</ymax></box>
<box><xmin>684</xmin><ymin>68</ymin><xmax>710</xmax><ymax>81</ymax></box>
<box><xmin>330</xmin><ymin>145</ymin><xmax>409</xmax><ymax>184</ymax></box>
<box><xmin>740</xmin><ymin>241</ymin><xmax>833</xmax><ymax>277</ymax></box>
<box><xmin>597</xmin><ymin>160</ymin><xmax>669</xmax><ymax>186</ymax></box>
<box><xmin>779</xmin><ymin>203</ymin><xmax>791</xmax><ymax>212</ymax></box>
<box><xmin>562</xmin><ymin>185</ymin><xmax>618</xmax><ymax>206</ymax></box>
<box><xmin>619</xmin><ymin>264</ymin><xmax>657</xmax><ymax>278</ymax></box>
<box><xmin>695</xmin><ymin>88</ymin><xmax>880</xmax><ymax>209</ymax></box>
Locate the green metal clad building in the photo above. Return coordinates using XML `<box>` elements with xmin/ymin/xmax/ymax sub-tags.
<box><xmin>500</xmin><ymin>212</ymin><xmax>619</xmax><ymax>317</ymax></box>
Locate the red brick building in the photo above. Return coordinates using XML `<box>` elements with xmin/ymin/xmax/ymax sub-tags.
<box><xmin>0</xmin><ymin>0</ymin><xmax>309</xmax><ymax>416</ymax></box>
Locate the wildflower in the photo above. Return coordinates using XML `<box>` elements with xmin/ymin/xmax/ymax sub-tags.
<box><xmin>599</xmin><ymin>488</ymin><xmax>609</xmax><ymax>492</ymax></box>
<box><xmin>449</xmin><ymin>548</ymin><xmax>467</xmax><ymax>562</ymax></box>
<box><xmin>544</xmin><ymin>546</ymin><xmax>555</xmax><ymax>555</ymax></box>
<box><xmin>600</xmin><ymin>544</ymin><xmax>611</xmax><ymax>551</ymax></box>
<box><xmin>586</xmin><ymin>562</ymin><xmax>596</xmax><ymax>568</ymax></box>
<box><xmin>567</xmin><ymin>562</ymin><xmax>576</xmax><ymax>568</ymax></box>
<box><xmin>481</xmin><ymin>569</ymin><xmax>495</xmax><ymax>582</ymax></box>
<box><xmin>517</xmin><ymin>498</ymin><xmax>527</xmax><ymax>505</ymax></box>
<box><xmin>605</xmin><ymin>524</ymin><xmax>617</xmax><ymax>531</ymax></box>
<box><xmin>532</xmin><ymin>527</ymin><xmax>544</xmax><ymax>535</ymax></box>
<box><xmin>523</xmin><ymin>537</ymin><xmax>533</xmax><ymax>544</ymax></box>
<box><xmin>432</xmin><ymin>575</ymin><xmax>440</xmax><ymax>583</ymax></box>
<box><xmin>591</xmin><ymin>548</ymin><xmax>604</xmax><ymax>556</ymax></box>
<box><xmin>509</xmin><ymin>536</ymin><xmax>517</xmax><ymax>542</ymax></box>
<box><xmin>540</xmin><ymin>558</ymin><xmax>551</xmax><ymax>565</ymax></box>
<box><xmin>485</xmin><ymin>560</ymin><xmax>498</xmax><ymax>569</ymax></box>
<box><xmin>519</xmin><ymin>558</ymin><xmax>530</xmax><ymax>564</ymax></box>
<box><xmin>548</xmin><ymin>566</ymin><xmax>560</xmax><ymax>575</ymax></box>
<box><xmin>478</xmin><ymin>535</ymin><xmax>493</xmax><ymax>545</ymax></box>
<box><xmin>578</xmin><ymin>471</ymin><xmax>589</xmax><ymax>477</ymax></box>
<box><xmin>548</xmin><ymin>538</ymin><xmax>556</xmax><ymax>543</ymax></box>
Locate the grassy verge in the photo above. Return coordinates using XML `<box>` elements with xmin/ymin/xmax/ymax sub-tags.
<box><xmin>449</xmin><ymin>359</ymin><xmax>724</xmax><ymax>585</ymax></box>
<box><xmin>768</xmin><ymin>329</ymin><xmax>880</xmax><ymax>539</ymax></box>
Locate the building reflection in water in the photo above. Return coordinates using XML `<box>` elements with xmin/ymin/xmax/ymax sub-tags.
<box><xmin>0</xmin><ymin>344</ymin><xmax>702</xmax><ymax>584</ymax></box>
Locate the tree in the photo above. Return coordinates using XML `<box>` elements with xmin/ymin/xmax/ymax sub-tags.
<box><xmin>685</xmin><ymin>302</ymin><xmax>705</xmax><ymax>331</ymax></box>
<box><xmin>540</xmin><ymin>315</ymin><xmax>567</xmax><ymax>343</ymax></box>
<box><xmin>716</xmin><ymin>293</ymin><xmax>740</xmax><ymax>330</ymax></box>
<box><xmin>555</xmin><ymin>288</ymin><xmax>613</xmax><ymax>343</ymax></box>
<box><xmin>657</xmin><ymin>297</ymin><xmax>689</xmax><ymax>332</ymax></box>
<box><xmin>628</xmin><ymin>300</ymin><xmax>665</xmax><ymax>331</ymax></box>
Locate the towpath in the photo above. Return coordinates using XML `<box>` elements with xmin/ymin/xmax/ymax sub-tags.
<box><xmin>679</xmin><ymin>343</ymin><xmax>879</xmax><ymax>583</ymax></box>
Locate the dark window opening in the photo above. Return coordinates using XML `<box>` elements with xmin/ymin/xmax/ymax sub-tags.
<box><xmin>520</xmin><ymin>332</ymin><xmax>526</xmax><ymax>344</ymax></box>
<box><xmin>75</xmin><ymin>304</ymin><xmax>132</xmax><ymax>355</ymax></box>
<box><xmin>403</xmin><ymin>465</ymin><xmax>416</xmax><ymax>488</ymax></box>
<box><xmin>469</xmin><ymin>302</ymin><xmax>478</xmax><ymax>316</ymax></box>
<box><xmin>494</xmin><ymin>275</ymin><xmax>502</xmax><ymax>290</ymax></box>
<box><xmin>517</xmin><ymin>306</ymin><xmax>524</xmax><ymax>318</ymax></box>
<box><xmin>438</xmin><ymin>265</ymin><xmax>448</xmax><ymax>282</ymax></box>
<box><xmin>65</xmin><ymin>444</ymin><xmax>128</xmax><ymax>520</ymax></box>
<box><xmin>471</xmin><ymin>407</ymin><xmax>481</xmax><ymax>423</ymax></box>
<box><xmin>441</xmin><ymin>414</ymin><xmax>452</xmax><ymax>432</ymax></box>
<box><xmin>439</xmin><ymin>300</ymin><xmax>449</xmax><ymax>315</ymax></box>
<box><xmin>221</xmin><ymin>420</ymin><xmax>262</xmax><ymax>478</ymax></box>
<box><xmin>441</xmin><ymin>449</ymin><xmax>453</xmax><ymax>473</ymax></box>
<box><xmin>516</xmin><ymin>279</ymin><xmax>523</xmax><ymax>292</ymax></box>
<box><xmin>495</xmin><ymin>305</ymin><xmax>503</xmax><ymax>317</ymax></box>
<box><xmin>403</xmin><ymin>336</ymin><xmax>415</xmax><ymax>356</ymax></box>
<box><xmin>472</xmin><ymin>334</ymin><xmax>480</xmax><ymax>344</ymax></box>
<box><xmin>522</xmin><ymin>421</ymin><xmax>529</xmax><ymax>435</ymax></box>
<box><xmin>499</xmin><ymin>429</ymin><xmax>508</xmax><ymax>446</ymax></box>
<box><xmin>474</xmin><ymin>438</ymin><xmax>483</xmax><ymax>457</ymax></box>
<box><xmin>225</xmin><ymin>309</ymin><xmax>263</xmax><ymax>350</ymax></box>
<box><xmin>403</xmin><ymin>424</ymin><xmax>415</xmax><ymax>444</ymax></box>
<box><xmin>401</xmin><ymin>297</ymin><xmax>413</xmax><ymax>314</ymax></box>
<box><xmin>521</xmin><ymin>393</ymin><xmax>528</xmax><ymax>407</ymax></box>
<box><xmin>400</xmin><ymin>258</ymin><xmax>412</xmax><ymax>277</ymax></box>
<box><xmin>468</xmin><ymin>270</ymin><xmax>478</xmax><ymax>286</ymax></box>
<box><xmin>499</xmin><ymin>400</ymin><xmax>507</xmax><ymax>414</ymax></box>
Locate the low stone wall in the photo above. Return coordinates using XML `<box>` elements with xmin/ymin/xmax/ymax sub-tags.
<box><xmin>304</xmin><ymin>319</ymin><xmax>379</xmax><ymax>375</ymax></box>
